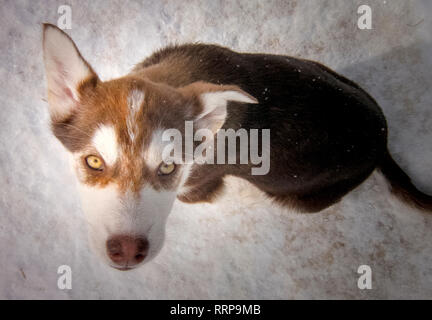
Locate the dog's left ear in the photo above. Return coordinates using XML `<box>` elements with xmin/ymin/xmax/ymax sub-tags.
<box><xmin>181</xmin><ymin>82</ymin><xmax>258</xmax><ymax>133</ymax></box>
<box><xmin>42</xmin><ymin>24</ymin><xmax>98</xmax><ymax>120</ymax></box>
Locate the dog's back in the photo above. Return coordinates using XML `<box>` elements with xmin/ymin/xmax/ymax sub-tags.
<box><xmin>131</xmin><ymin>44</ymin><xmax>396</xmax><ymax>212</ymax></box>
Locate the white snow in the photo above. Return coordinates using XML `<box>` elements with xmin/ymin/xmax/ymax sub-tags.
<box><xmin>0</xmin><ymin>0</ymin><xmax>431</xmax><ymax>299</ymax></box>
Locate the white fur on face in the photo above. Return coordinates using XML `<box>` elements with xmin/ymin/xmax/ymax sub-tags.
<box><xmin>126</xmin><ymin>89</ymin><xmax>145</xmax><ymax>143</ymax></box>
<box><xmin>76</xmin><ymin>181</ymin><xmax>176</xmax><ymax>267</ymax></box>
<box><xmin>77</xmin><ymin>183</ymin><xmax>122</xmax><ymax>265</ymax></box>
<box><xmin>143</xmin><ymin>129</ymin><xmax>167</xmax><ymax>169</ymax></box>
<box><xmin>177</xmin><ymin>163</ymin><xmax>194</xmax><ymax>196</ymax></box>
<box><xmin>92</xmin><ymin>125</ymin><xmax>119</xmax><ymax>166</ymax></box>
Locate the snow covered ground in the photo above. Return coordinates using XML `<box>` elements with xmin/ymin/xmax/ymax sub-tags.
<box><xmin>0</xmin><ymin>0</ymin><xmax>431</xmax><ymax>299</ymax></box>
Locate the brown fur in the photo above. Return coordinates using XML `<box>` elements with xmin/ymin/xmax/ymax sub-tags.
<box><xmin>45</xmin><ymin>26</ymin><xmax>432</xmax><ymax>213</ymax></box>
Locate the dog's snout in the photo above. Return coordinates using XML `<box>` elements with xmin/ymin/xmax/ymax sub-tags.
<box><xmin>106</xmin><ymin>236</ymin><xmax>149</xmax><ymax>269</ymax></box>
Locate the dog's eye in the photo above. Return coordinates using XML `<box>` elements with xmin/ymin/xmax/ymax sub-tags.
<box><xmin>158</xmin><ymin>162</ymin><xmax>176</xmax><ymax>175</ymax></box>
<box><xmin>85</xmin><ymin>155</ymin><xmax>104</xmax><ymax>171</ymax></box>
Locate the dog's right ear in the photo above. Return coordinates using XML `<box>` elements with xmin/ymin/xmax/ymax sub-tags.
<box><xmin>42</xmin><ymin>24</ymin><xmax>98</xmax><ymax>120</ymax></box>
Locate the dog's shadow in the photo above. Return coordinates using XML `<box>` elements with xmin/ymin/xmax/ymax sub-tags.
<box><xmin>336</xmin><ymin>42</ymin><xmax>432</xmax><ymax>194</ymax></box>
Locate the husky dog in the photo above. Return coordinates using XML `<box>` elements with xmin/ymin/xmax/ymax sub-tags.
<box><xmin>42</xmin><ymin>24</ymin><xmax>431</xmax><ymax>270</ymax></box>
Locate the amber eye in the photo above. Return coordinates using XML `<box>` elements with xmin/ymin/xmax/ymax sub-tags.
<box><xmin>85</xmin><ymin>155</ymin><xmax>104</xmax><ymax>171</ymax></box>
<box><xmin>158</xmin><ymin>162</ymin><xmax>176</xmax><ymax>175</ymax></box>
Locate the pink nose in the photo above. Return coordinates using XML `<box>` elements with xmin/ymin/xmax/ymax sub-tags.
<box><xmin>106</xmin><ymin>236</ymin><xmax>149</xmax><ymax>269</ymax></box>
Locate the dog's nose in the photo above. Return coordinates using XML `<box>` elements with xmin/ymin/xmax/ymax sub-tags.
<box><xmin>106</xmin><ymin>236</ymin><xmax>149</xmax><ymax>268</ymax></box>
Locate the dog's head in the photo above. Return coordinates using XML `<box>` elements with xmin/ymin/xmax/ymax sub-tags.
<box><xmin>42</xmin><ymin>24</ymin><xmax>256</xmax><ymax>270</ymax></box>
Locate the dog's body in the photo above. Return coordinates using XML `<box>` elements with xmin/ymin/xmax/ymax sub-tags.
<box><xmin>42</xmin><ymin>25</ymin><xmax>431</xmax><ymax>270</ymax></box>
<box><xmin>132</xmin><ymin>44</ymin><xmax>388</xmax><ymax>211</ymax></box>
